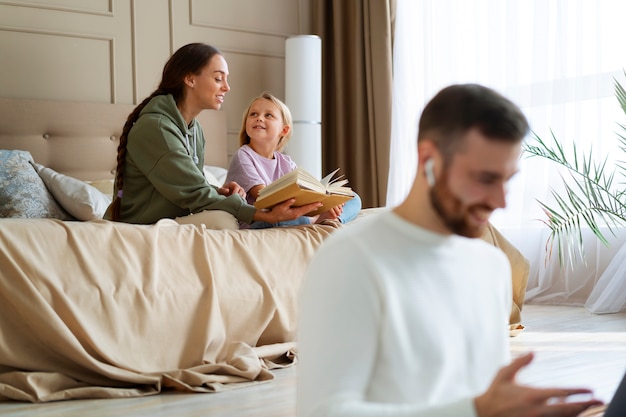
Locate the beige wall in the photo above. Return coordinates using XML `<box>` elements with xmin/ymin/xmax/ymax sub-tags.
<box><xmin>0</xmin><ymin>0</ymin><xmax>313</xmax><ymax>158</ymax></box>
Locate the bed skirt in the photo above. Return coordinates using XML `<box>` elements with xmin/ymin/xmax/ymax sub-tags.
<box><xmin>0</xmin><ymin>218</ymin><xmax>336</xmax><ymax>402</ymax></box>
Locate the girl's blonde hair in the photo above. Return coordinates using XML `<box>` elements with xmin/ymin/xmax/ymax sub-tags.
<box><xmin>238</xmin><ymin>92</ymin><xmax>293</xmax><ymax>152</ymax></box>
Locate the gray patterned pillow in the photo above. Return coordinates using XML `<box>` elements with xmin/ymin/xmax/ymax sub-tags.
<box><xmin>0</xmin><ymin>150</ymin><xmax>72</xmax><ymax>219</ymax></box>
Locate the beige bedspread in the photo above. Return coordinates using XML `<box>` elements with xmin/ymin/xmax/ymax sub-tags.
<box><xmin>0</xmin><ymin>219</ymin><xmax>336</xmax><ymax>402</ymax></box>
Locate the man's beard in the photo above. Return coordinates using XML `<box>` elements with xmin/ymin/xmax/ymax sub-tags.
<box><xmin>429</xmin><ymin>175</ymin><xmax>492</xmax><ymax>238</ymax></box>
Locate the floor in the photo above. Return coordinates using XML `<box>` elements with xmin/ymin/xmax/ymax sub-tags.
<box><xmin>1</xmin><ymin>304</ymin><xmax>625</xmax><ymax>417</ymax></box>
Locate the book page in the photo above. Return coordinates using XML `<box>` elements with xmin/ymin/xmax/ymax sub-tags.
<box><xmin>320</xmin><ymin>168</ymin><xmax>341</xmax><ymax>187</ymax></box>
<box><xmin>258</xmin><ymin>170</ymin><xmax>300</xmax><ymax>197</ymax></box>
<box><xmin>320</xmin><ymin>168</ymin><xmax>351</xmax><ymax>194</ymax></box>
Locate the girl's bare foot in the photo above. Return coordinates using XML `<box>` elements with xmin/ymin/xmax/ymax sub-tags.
<box><xmin>314</xmin><ymin>205</ymin><xmax>343</xmax><ymax>224</ymax></box>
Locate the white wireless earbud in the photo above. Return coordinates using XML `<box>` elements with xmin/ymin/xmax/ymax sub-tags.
<box><xmin>424</xmin><ymin>158</ymin><xmax>435</xmax><ymax>187</ymax></box>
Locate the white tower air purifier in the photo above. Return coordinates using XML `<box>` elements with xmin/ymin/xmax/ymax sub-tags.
<box><xmin>284</xmin><ymin>35</ymin><xmax>322</xmax><ymax>180</ymax></box>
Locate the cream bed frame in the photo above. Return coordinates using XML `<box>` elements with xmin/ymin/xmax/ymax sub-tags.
<box><xmin>0</xmin><ymin>97</ymin><xmax>228</xmax><ymax>181</ymax></box>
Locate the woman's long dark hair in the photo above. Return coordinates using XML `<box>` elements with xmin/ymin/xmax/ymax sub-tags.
<box><xmin>109</xmin><ymin>43</ymin><xmax>221</xmax><ymax>221</ymax></box>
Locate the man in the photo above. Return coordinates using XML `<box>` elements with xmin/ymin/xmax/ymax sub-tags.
<box><xmin>297</xmin><ymin>84</ymin><xmax>602</xmax><ymax>416</ymax></box>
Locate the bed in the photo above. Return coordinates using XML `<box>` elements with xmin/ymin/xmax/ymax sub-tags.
<box><xmin>0</xmin><ymin>97</ymin><xmax>529</xmax><ymax>403</ymax></box>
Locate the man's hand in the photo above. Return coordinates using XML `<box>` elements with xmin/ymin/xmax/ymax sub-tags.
<box><xmin>218</xmin><ymin>181</ymin><xmax>246</xmax><ymax>198</ymax></box>
<box><xmin>253</xmin><ymin>199</ymin><xmax>322</xmax><ymax>224</ymax></box>
<box><xmin>474</xmin><ymin>352</ymin><xmax>603</xmax><ymax>417</ymax></box>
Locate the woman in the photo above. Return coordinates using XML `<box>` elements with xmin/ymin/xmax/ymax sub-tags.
<box><xmin>104</xmin><ymin>43</ymin><xmax>320</xmax><ymax>228</ymax></box>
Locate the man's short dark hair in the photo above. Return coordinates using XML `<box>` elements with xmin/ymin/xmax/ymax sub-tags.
<box><xmin>418</xmin><ymin>84</ymin><xmax>529</xmax><ymax>158</ymax></box>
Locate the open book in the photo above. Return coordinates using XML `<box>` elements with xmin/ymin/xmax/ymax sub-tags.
<box><xmin>254</xmin><ymin>167</ymin><xmax>354</xmax><ymax>216</ymax></box>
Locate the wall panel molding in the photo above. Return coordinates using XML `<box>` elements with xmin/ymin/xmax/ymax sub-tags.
<box><xmin>188</xmin><ymin>0</ymin><xmax>298</xmax><ymax>37</ymax></box>
<box><xmin>0</xmin><ymin>26</ymin><xmax>116</xmax><ymax>102</ymax></box>
<box><xmin>129</xmin><ymin>0</ymin><xmax>137</xmax><ymax>103</ymax></box>
<box><xmin>189</xmin><ymin>21</ymin><xmax>292</xmax><ymax>39</ymax></box>
<box><xmin>0</xmin><ymin>0</ymin><xmax>113</xmax><ymax>16</ymax></box>
<box><xmin>219</xmin><ymin>47</ymin><xmax>284</xmax><ymax>60</ymax></box>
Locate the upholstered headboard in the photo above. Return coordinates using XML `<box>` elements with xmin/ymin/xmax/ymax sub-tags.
<box><xmin>0</xmin><ymin>97</ymin><xmax>228</xmax><ymax>181</ymax></box>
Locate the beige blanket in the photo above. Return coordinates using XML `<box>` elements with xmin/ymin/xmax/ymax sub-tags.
<box><xmin>0</xmin><ymin>219</ymin><xmax>336</xmax><ymax>402</ymax></box>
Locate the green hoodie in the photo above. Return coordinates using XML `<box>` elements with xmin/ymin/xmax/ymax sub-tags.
<box><xmin>104</xmin><ymin>94</ymin><xmax>256</xmax><ymax>224</ymax></box>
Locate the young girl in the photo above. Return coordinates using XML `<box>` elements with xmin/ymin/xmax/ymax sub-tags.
<box><xmin>226</xmin><ymin>92</ymin><xmax>361</xmax><ymax>229</ymax></box>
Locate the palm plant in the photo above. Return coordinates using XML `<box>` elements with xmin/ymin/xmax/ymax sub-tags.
<box><xmin>522</xmin><ymin>72</ymin><xmax>626</xmax><ymax>266</ymax></box>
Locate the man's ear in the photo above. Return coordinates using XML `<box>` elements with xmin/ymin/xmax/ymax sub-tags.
<box><xmin>417</xmin><ymin>140</ymin><xmax>438</xmax><ymax>167</ymax></box>
<box><xmin>418</xmin><ymin>140</ymin><xmax>440</xmax><ymax>187</ymax></box>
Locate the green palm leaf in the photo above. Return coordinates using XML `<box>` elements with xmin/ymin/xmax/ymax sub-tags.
<box><xmin>523</xmin><ymin>74</ymin><xmax>626</xmax><ymax>265</ymax></box>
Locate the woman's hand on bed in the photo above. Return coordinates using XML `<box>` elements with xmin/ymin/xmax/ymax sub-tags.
<box><xmin>253</xmin><ymin>199</ymin><xmax>322</xmax><ymax>224</ymax></box>
<box><xmin>219</xmin><ymin>181</ymin><xmax>246</xmax><ymax>198</ymax></box>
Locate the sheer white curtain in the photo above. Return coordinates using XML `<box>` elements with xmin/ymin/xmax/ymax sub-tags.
<box><xmin>388</xmin><ymin>0</ymin><xmax>626</xmax><ymax>311</ymax></box>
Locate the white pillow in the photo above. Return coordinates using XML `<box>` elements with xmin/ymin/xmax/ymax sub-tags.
<box><xmin>35</xmin><ymin>164</ymin><xmax>112</xmax><ymax>221</ymax></box>
<box><xmin>203</xmin><ymin>165</ymin><xmax>228</xmax><ymax>187</ymax></box>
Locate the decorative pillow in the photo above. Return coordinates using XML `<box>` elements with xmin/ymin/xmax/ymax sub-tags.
<box><xmin>35</xmin><ymin>164</ymin><xmax>112</xmax><ymax>221</ymax></box>
<box><xmin>0</xmin><ymin>150</ymin><xmax>72</xmax><ymax>219</ymax></box>
<box><xmin>203</xmin><ymin>165</ymin><xmax>227</xmax><ymax>187</ymax></box>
